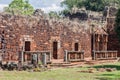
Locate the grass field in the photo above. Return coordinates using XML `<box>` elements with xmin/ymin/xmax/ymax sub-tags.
<box><xmin>0</xmin><ymin>62</ymin><xmax>120</xmax><ymax>80</ymax></box>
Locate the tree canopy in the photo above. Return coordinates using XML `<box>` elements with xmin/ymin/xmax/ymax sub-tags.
<box><xmin>4</xmin><ymin>0</ymin><xmax>34</xmax><ymax>15</ymax></box>
<box><xmin>84</xmin><ymin>0</ymin><xmax>105</xmax><ymax>11</ymax></box>
<box><xmin>115</xmin><ymin>8</ymin><xmax>120</xmax><ymax>41</ymax></box>
<box><xmin>61</xmin><ymin>0</ymin><xmax>84</xmax><ymax>10</ymax></box>
<box><xmin>61</xmin><ymin>0</ymin><xmax>120</xmax><ymax>12</ymax></box>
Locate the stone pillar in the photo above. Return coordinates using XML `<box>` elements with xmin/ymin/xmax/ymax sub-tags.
<box><xmin>64</xmin><ymin>50</ymin><xmax>68</xmax><ymax>62</ymax></box>
<box><xmin>49</xmin><ymin>51</ymin><xmax>51</xmax><ymax>61</ymax></box>
<box><xmin>57</xmin><ymin>40</ymin><xmax>61</xmax><ymax>59</ymax></box>
<box><xmin>21</xmin><ymin>51</ymin><xmax>24</xmax><ymax>65</ymax></box>
<box><xmin>93</xmin><ymin>50</ymin><xmax>96</xmax><ymax>60</ymax></box>
<box><xmin>43</xmin><ymin>53</ymin><xmax>46</xmax><ymax>65</ymax></box>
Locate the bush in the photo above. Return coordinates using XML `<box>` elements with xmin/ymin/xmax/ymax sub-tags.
<box><xmin>33</xmin><ymin>67</ymin><xmax>41</xmax><ymax>72</ymax></box>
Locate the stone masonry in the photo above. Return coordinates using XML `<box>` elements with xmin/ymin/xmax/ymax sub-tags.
<box><xmin>0</xmin><ymin>14</ymin><xmax>91</xmax><ymax>61</ymax></box>
<box><xmin>0</xmin><ymin>6</ymin><xmax>119</xmax><ymax>62</ymax></box>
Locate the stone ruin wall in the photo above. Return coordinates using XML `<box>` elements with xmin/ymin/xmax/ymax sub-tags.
<box><xmin>107</xmin><ymin>17</ymin><xmax>120</xmax><ymax>56</ymax></box>
<box><xmin>106</xmin><ymin>6</ymin><xmax>120</xmax><ymax>56</ymax></box>
<box><xmin>0</xmin><ymin>6</ymin><xmax>119</xmax><ymax>61</ymax></box>
<box><xmin>0</xmin><ymin>14</ymin><xmax>91</xmax><ymax>61</ymax></box>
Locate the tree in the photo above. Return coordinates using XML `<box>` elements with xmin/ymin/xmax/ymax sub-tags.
<box><xmin>60</xmin><ymin>0</ymin><xmax>84</xmax><ymax>16</ymax></box>
<box><xmin>61</xmin><ymin>0</ymin><xmax>84</xmax><ymax>10</ymax></box>
<box><xmin>115</xmin><ymin>8</ymin><xmax>120</xmax><ymax>41</ymax></box>
<box><xmin>59</xmin><ymin>9</ymin><xmax>70</xmax><ymax>17</ymax></box>
<box><xmin>49</xmin><ymin>11</ymin><xmax>60</xmax><ymax>18</ymax></box>
<box><xmin>104</xmin><ymin>0</ymin><xmax>120</xmax><ymax>6</ymax></box>
<box><xmin>4</xmin><ymin>0</ymin><xmax>34</xmax><ymax>15</ymax></box>
<box><xmin>84</xmin><ymin>0</ymin><xmax>105</xmax><ymax>11</ymax></box>
<box><xmin>61</xmin><ymin>0</ymin><xmax>120</xmax><ymax>12</ymax></box>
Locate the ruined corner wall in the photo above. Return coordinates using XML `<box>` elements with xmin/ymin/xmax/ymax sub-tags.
<box><xmin>106</xmin><ymin>6</ymin><xmax>120</xmax><ymax>56</ymax></box>
<box><xmin>107</xmin><ymin>17</ymin><xmax>120</xmax><ymax>56</ymax></box>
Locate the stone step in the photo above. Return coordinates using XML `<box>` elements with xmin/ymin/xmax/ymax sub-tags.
<box><xmin>50</xmin><ymin>59</ymin><xmax>118</xmax><ymax>68</ymax></box>
<box><xmin>50</xmin><ymin>63</ymin><xmax>79</xmax><ymax>67</ymax></box>
<box><xmin>50</xmin><ymin>61</ymin><xmax>85</xmax><ymax>68</ymax></box>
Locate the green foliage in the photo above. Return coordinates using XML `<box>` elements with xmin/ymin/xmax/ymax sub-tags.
<box><xmin>61</xmin><ymin>0</ymin><xmax>120</xmax><ymax>12</ymax></box>
<box><xmin>49</xmin><ymin>11</ymin><xmax>60</xmax><ymax>18</ymax></box>
<box><xmin>104</xmin><ymin>0</ymin><xmax>120</xmax><ymax>6</ymax></box>
<box><xmin>115</xmin><ymin>8</ymin><xmax>120</xmax><ymax>41</ymax></box>
<box><xmin>61</xmin><ymin>0</ymin><xmax>84</xmax><ymax>9</ymax></box>
<box><xmin>4</xmin><ymin>0</ymin><xmax>34</xmax><ymax>15</ymax></box>
<box><xmin>84</xmin><ymin>0</ymin><xmax>105</xmax><ymax>11</ymax></box>
<box><xmin>59</xmin><ymin>9</ymin><xmax>70</xmax><ymax>17</ymax></box>
<box><xmin>60</xmin><ymin>0</ymin><xmax>82</xmax><ymax>16</ymax></box>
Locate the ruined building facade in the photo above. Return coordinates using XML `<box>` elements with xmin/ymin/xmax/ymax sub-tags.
<box><xmin>0</xmin><ymin>15</ymin><xmax>92</xmax><ymax>61</ymax></box>
<box><xmin>0</xmin><ymin>6</ymin><xmax>119</xmax><ymax>63</ymax></box>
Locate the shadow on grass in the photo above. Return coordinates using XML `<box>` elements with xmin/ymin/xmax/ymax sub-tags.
<box><xmin>96</xmin><ymin>74</ymin><xmax>120</xmax><ymax>80</ymax></box>
<box><xmin>96</xmin><ymin>77</ymin><xmax>111</xmax><ymax>80</ymax></box>
<box><xmin>100</xmin><ymin>74</ymin><xmax>114</xmax><ymax>76</ymax></box>
<box><xmin>96</xmin><ymin>77</ymin><xmax>120</xmax><ymax>80</ymax></box>
<box><xmin>96</xmin><ymin>77</ymin><xmax>115</xmax><ymax>80</ymax></box>
<box><xmin>93</xmin><ymin>65</ymin><xmax>120</xmax><ymax>70</ymax></box>
<box><xmin>93</xmin><ymin>64</ymin><xmax>120</xmax><ymax>80</ymax></box>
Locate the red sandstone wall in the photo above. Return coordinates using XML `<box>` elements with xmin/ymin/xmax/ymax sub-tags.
<box><xmin>0</xmin><ymin>14</ymin><xmax>92</xmax><ymax>61</ymax></box>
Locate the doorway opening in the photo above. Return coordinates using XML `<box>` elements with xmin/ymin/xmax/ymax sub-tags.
<box><xmin>25</xmin><ymin>41</ymin><xmax>31</xmax><ymax>51</ymax></box>
<box><xmin>74</xmin><ymin>43</ymin><xmax>79</xmax><ymax>51</ymax></box>
<box><xmin>24</xmin><ymin>41</ymin><xmax>31</xmax><ymax>61</ymax></box>
<box><xmin>53</xmin><ymin>41</ymin><xmax>58</xmax><ymax>59</ymax></box>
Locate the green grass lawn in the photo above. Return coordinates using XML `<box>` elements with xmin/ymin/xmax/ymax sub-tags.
<box><xmin>96</xmin><ymin>71</ymin><xmax>120</xmax><ymax>80</ymax></box>
<box><xmin>0</xmin><ymin>62</ymin><xmax>120</xmax><ymax>80</ymax></box>
<box><xmin>0</xmin><ymin>68</ymin><xmax>96</xmax><ymax>80</ymax></box>
<box><xmin>94</xmin><ymin>62</ymin><xmax>120</xmax><ymax>80</ymax></box>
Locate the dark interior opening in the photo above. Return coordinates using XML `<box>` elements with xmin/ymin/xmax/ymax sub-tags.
<box><xmin>75</xmin><ymin>43</ymin><xmax>79</xmax><ymax>51</ymax></box>
<box><xmin>25</xmin><ymin>41</ymin><xmax>31</xmax><ymax>51</ymax></box>
<box><xmin>53</xmin><ymin>41</ymin><xmax>58</xmax><ymax>59</ymax></box>
<box><xmin>91</xmin><ymin>34</ymin><xmax>94</xmax><ymax>59</ymax></box>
